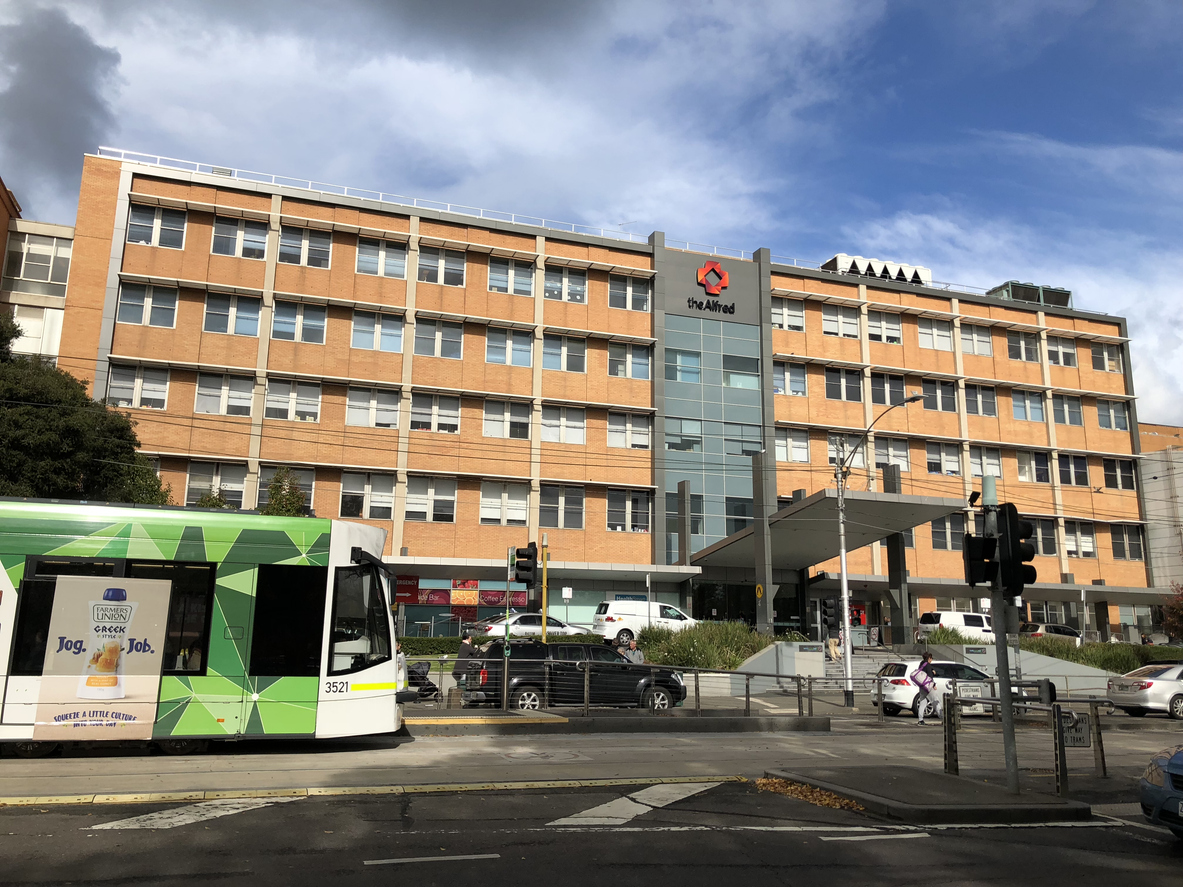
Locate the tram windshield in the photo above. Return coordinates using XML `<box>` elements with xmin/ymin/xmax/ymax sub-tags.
<box><xmin>329</xmin><ymin>565</ymin><xmax>392</xmax><ymax>675</ymax></box>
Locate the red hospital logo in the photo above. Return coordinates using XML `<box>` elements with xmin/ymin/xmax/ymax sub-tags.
<box><xmin>696</xmin><ymin>260</ymin><xmax>729</xmax><ymax>296</ymax></box>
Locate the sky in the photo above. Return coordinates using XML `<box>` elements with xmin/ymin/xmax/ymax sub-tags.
<box><xmin>0</xmin><ymin>0</ymin><xmax>1179</xmax><ymax>422</ymax></box>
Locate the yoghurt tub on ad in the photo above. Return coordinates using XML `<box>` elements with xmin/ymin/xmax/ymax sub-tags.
<box><xmin>77</xmin><ymin>588</ymin><xmax>138</xmax><ymax>700</ymax></box>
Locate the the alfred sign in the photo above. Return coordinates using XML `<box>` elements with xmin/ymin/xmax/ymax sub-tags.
<box><xmin>661</xmin><ymin>248</ymin><xmax>761</xmax><ymax>326</ymax></box>
<box><xmin>687</xmin><ymin>260</ymin><xmax>735</xmax><ymax>314</ymax></box>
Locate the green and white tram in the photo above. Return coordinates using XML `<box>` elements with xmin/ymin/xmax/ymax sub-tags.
<box><xmin>0</xmin><ymin>499</ymin><xmax>414</xmax><ymax>756</ymax></box>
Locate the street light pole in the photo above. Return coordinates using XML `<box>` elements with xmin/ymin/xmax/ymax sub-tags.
<box><xmin>836</xmin><ymin>393</ymin><xmax>924</xmax><ymax>707</ymax></box>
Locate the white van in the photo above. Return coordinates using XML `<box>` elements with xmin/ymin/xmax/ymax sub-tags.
<box><xmin>916</xmin><ymin>611</ymin><xmax>994</xmax><ymax>642</ymax></box>
<box><xmin>592</xmin><ymin>600</ymin><xmax>697</xmax><ymax>645</ymax></box>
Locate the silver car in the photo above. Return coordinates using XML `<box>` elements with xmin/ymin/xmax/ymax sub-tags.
<box><xmin>1107</xmin><ymin>663</ymin><xmax>1183</xmax><ymax>719</ymax></box>
<box><xmin>1019</xmin><ymin>622</ymin><xmax>1083</xmax><ymax>647</ymax></box>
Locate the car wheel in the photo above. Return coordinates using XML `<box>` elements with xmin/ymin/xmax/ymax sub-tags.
<box><xmin>1123</xmin><ymin>707</ymin><xmax>1148</xmax><ymax>718</ymax></box>
<box><xmin>1169</xmin><ymin>695</ymin><xmax>1183</xmax><ymax>721</ymax></box>
<box><xmin>157</xmin><ymin>738</ymin><xmax>209</xmax><ymax>756</ymax></box>
<box><xmin>511</xmin><ymin>686</ymin><xmax>542</xmax><ymax>711</ymax></box>
<box><xmin>643</xmin><ymin>686</ymin><xmax>672</xmax><ymax>710</ymax></box>
<box><xmin>614</xmin><ymin>629</ymin><xmax>634</xmax><ymax>645</ymax></box>
<box><xmin>883</xmin><ymin>704</ymin><xmax>901</xmax><ymax>716</ymax></box>
<box><xmin>9</xmin><ymin>741</ymin><xmax>59</xmax><ymax>759</ymax></box>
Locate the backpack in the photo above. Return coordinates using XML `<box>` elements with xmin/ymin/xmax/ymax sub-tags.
<box><xmin>910</xmin><ymin>666</ymin><xmax>934</xmax><ymax>692</ymax></box>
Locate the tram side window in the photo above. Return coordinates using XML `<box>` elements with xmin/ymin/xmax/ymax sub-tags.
<box><xmin>328</xmin><ymin>566</ymin><xmax>391</xmax><ymax>676</ymax></box>
<box><xmin>126</xmin><ymin>561</ymin><xmax>216</xmax><ymax>674</ymax></box>
<box><xmin>9</xmin><ymin>579</ymin><xmax>55</xmax><ymax>676</ymax></box>
<box><xmin>250</xmin><ymin>564</ymin><xmax>327</xmax><ymax>677</ymax></box>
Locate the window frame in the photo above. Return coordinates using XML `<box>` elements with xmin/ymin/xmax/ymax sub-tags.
<box><xmin>1103</xmin><ymin>458</ymin><xmax>1136</xmax><ymax>491</ymax></box>
<box><xmin>960</xmin><ymin>323</ymin><xmax>993</xmax><ymax>356</ymax></box>
<box><xmin>404</xmin><ymin>475</ymin><xmax>457</xmax><ymax>523</ymax></box>
<box><xmin>483</xmin><ymin>400</ymin><xmax>531</xmax><ymax>440</ymax></box>
<box><xmin>194</xmin><ymin>372</ymin><xmax>255</xmax><ymax>417</ymax></box>
<box><xmin>1110</xmin><ymin>524</ymin><xmax>1144</xmax><ymax>561</ymax></box>
<box><xmin>264</xmin><ymin>379</ymin><xmax>322</xmax><ymax>423</ymax></box>
<box><xmin>185</xmin><ymin>461</ymin><xmax>247</xmax><ymax>508</ymax></box>
<box><xmin>918</xmin><ymin>317</ymin><xmax>953</xmax><ymax>351</ymax></box>
<box><xmin>1046</xmin><ymin>335</ymin><xmax>1077</xmax><ymax>367</ymax></box>
<box><xmin>969</xmin><ymin>446</ymin><xmax>1002</xmax><ymax>478</ymax></box>
<box><xmin>210</xmin><ymin>216</ymin><xmax>268</xmax><ymax>260</ymax></box>
<box><xmin>827</xmin><ymin>433</ymin><xmax>866</xmax><ymax>468</ymax></box>
<box><xmin>1097</xmin><ymin>399</ymin><xmax>1130</xmax><ymax>431</ymax></box>
<box><xmin>664</xmin><ymin>349</ymin><xmax>701</xmax><ymax>383</ymax></box>
<box><xmin>543</xmin><ymin>265</ymin><xmax>587</xmax><ymax>303</ymax></box>
<box><xmin>203</xmin><ymin>293</ymin><xmax>261</xmax><ymax>337</ymax></box>
<box><xmin>340</xmin><ymin>472</ymin><xmax>396</xmax><ymax>520</ymax></box>
<box><xmin>931</xmin><ymin>513</ymin><xmax>966</xmax><ymax>551</ymax></box>
<box><xmin>776</xmin><ymin>427</ymin><xmax>811</xmax><ymax>464</ymax></box>
<box><xmin>542</xmin><ymin>334</ymin><xmax>586</xmax><ymax>373</ymax></box>
<box><xmin>1058</xmin><ymin>453</ymin><xmax>1089</xmax><ymax>486</ymax></box>
<box><xmin>107</xmin><ymin>364</ymin><xmax>169</xmax><ymax>411</ymax></box>
<box><xmin>824</xmin><ymin>367</ymin><xmax>863</xmax><ymax>402</ymax></box>
<box><xmin>870</xmin><ymin>372</ymin><xmax>905</xmax><ymax>405</ymax></box>
<box><xmin>271</xmin><ymin>300</ymin><xmax>327</xmax><ymax>345</ymax></box>
<box><xmin>1017</xmin><ymin>450</ymin><xmax>1051</xmax><ymax>484</ymax></box>
<box><xmin>921</xmin><ymin>378</ymin><xmax>957</xmax><ymax>412</ymax></box>
<box><xmin>1052</xmin><ymin>393</ymin><xmax>1084</xmax><ymax>427</ymax></box>
<box><xmin>1064</xmin><ymin>520</ymin><xmax>1097</xmax><ymax>559</ymax></box>
<box><xmin>350</xmin><ymin>310</ymin><xmax>403</xmax><ymax>352</ymax></box>
<box><xmin>539</xmin><ymin>484</ymin><xmax>584</xmax><ymax>529</ymax></box>
<box><xmin>609</xmin><ymin>275</ymin><xmax>651</xmax><ymax>312</ymax></box>
<box><xmin>1007</xmin><ymin>330</ymin><xmax>1041</xmax><ymax>362</ymax></box>
<box><xmin>541</xmin><ymin>405</ymin><xmax>586</xmax><ymax>445</ymax></box>
<box><xmin>256</xmin><ymin>465</ymin><xmax>315</xmax><ymax>515</ymax></box>
<box><xmin>346</xmin><ymin>387</ymin><xmax>400</xmax><ymax>429</ymax></box>
<box><xmin>822</xmin><ymin>304</ymin><xmax>859</xmax><ymax>338</ymax></box>
<box><xmin>964</xmin><ymin>384</ymin><xmax>997</xmax><ymax>417</ymax></box>
<box><xmin>414</xmin><ymin>319</ymin><xmax>464</xmax><ymax>359</ymax></box>
<box><xmin>1012</xmin><ymin>389</ymin><xmax>1045</xmax><ymax>422</ymax></box>
<box><xmin>417</xmin><ymin>247</ymin><xmax>466</xmax><ymax>287</ymax></box>
<box><xmin>665</xmin><ymin>417</ymin><xmax>703</xmax><ymax>453</ymax></box>
<box><xmin>608</xmin><ymin>412</ymin><xmax>651</xmax><ymax>450</ymax></box>
<box><xmin>126</xmin><ymin>205</ymin><xmax>187</xmax><ymax>250</ymax></box>
<box><xmin>479</xmin><ymin>481</ymin><xmax>530</xmax><ymax>527</ymax></box>
<box><xmin>773</xmin><ymin>361</ymin><xmax>807</xmax><ymax>396</ymax></box>
<box><xmin>486</xmin><ymin>327</ymin><xmax>533</xmax><ymax>367</ymax></box>
<box><xmin>867</xmin><ymin>310</ymin><xmax>902</xmax><ymax>345</ymax></box>
<box><xmin>116</xmin><ymin>283</ymin><xmax>178</xmax><ymax>329</ymax></box>
<box><xmin>488</xmin><ymin>257</ymin><xmax>534</xmax><ymax>296</ymax></box>
<box><xmin>874</xmin><ymin>436</ymin><xmax>910</xmax><ymax>472</ymax></box>
<box><xmin>926</xmin><ymin>441</ymin><xmax>962</xmax><ymax>476</ymax></box>
<box><xmin>608</xmin><ymin>342</ymin><xmax>651</xmax><ymax>380</ymax></box>
<box><xmin>355</xmin><ymin>237</ymin><xmax>407</xmax><ymax>279</ymax></box>
<box><xmin>409</xmin><ymin>393</ymin><xmax>460</xmax><ymax>434</ymax></box>
<box><xmin>606</xmin><ymin>488</ymin><xmax>652</xmax><ymax>533</ymax></box>
<box><xmin>1092</xmin><ymin>342</ymin><xmax>1124</xmax><ymax>373</ymax></box>
<box><xmin>771</xmin><ymin>297</ymin><xmax>805</xmax><ymax>332</ymax></box>
<box><xmin>278</xmin><ymin>226</ymin><xmax>332</xmax><ymax>269</ymax></box>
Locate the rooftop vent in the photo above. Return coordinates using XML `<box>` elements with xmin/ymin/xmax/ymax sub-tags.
<box><xmin>822</xmin><ymin>253</ymin><xmax>932</xmax><ymax>287</ymax></box>
<box><xmin>986</xmin><ymin>280</ymin><xmax>1072</xmax><ymax>309</ymax></box>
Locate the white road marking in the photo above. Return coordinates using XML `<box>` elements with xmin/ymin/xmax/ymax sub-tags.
<box><xmin>88</xmin><ymin>797</ymin><xmax>300</xmax><ymax>830</ymax></box>
<box><xmin>821</xmin><ymin>832</ymin><xmax>931</xmax><ymax>842</ymax></box>
<box><xmin>547</xmin><ymin>781</ymin><xmax>719</xmax><ymax>826</ymax></box>
<box><xmin>364</xmin><ymin>854</ymin><xmax>500</xmax><ymax>866</ymax></box>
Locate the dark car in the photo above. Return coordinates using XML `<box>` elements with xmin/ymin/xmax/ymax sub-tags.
<box><xmin>463</xmin><ymin>639</ymin><xmax>685</xmax><ymax>711</ymax></box>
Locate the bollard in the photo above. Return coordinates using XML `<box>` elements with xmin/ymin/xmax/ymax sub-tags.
<box><xmin>877</xmin><ymin>678</ymin><xmax>884</xmax><ymax>725</ymax></box>
<box><xmin>694</xmin><ymin>670</ymin><xmax>701</xmax><ymax>717</ymax></box>
<box><xmin>797</xmin><ymin>675</ymin><xmax>804</xmax><ymax>718</ymax></box>
<box><xmin>745</xmin><ymin>674</ymin><xmax>751</xmax><ymax>717</ymax></box>
<box><xmin>1090</xmin><ymin>701</ymin><xmax>1107</xmax><ymax>778</ymax></box>
<box><xmin>807</xmin><ymin>677</ymin><xmax>814</xmax><ymax>717</ymax></box>
<box><xmin>1052</xmin><ymin>703</ymin><xmax>1069</xmax><ymax>797</ymax></box>
<box><xmin>990</xmin><ymin>679</ymin><xmax>1000</xmax><ymax>723</ymax></box>
<box><xmin>944</xmin><ymin>696</ymin><xmax>959</xmax><ymax>775</ymax></box>
<box><xmin>583</xmin><ymin>661</ymin><xmax>590</xmax><ymax>717</ymax></box>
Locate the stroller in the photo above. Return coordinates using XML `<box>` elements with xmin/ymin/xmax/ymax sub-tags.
<box><xmin>407</xmin><ymin>661</ymin><xmax>440</xmax><ymax>701</ymax></box>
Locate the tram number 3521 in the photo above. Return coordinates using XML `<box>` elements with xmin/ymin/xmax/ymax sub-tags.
<box><xmin>324</xmin><ymin>681</ymin><xmax>350</xmax><ymax>695</ymax></box>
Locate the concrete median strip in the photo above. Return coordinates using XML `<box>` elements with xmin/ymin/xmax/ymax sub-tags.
<box><xmin>547</xmin><ymin>781</ymin><xmax>721</xmax><ymax>826</ymax></box>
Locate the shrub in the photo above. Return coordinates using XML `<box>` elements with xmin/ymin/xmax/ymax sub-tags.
<box><xmin>399</xmin><ymin>632</ymin><xmax>602</xmax><ymax>657</ymax></box>
<box><xmin>640</xmin><ymin>621</ymin><xmax>775</xmax><ymax>670</ymax></box>
<box><xmin>921</xmin><ymin>627</ymin><xmax>977</xmax><ymax>645</ymax></box>
<box><xmin>1015</xmin><ymin>636</ymin><xmax>1159</xmax><ymax>675</ymax></box>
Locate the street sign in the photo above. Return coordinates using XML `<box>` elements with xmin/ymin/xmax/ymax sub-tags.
<box><xmin>756</xmin><ymin>584</ymin><xmax>764</xmax><ymax>600</ymax></box>
<box><xmin>561</xmin><ymin>586</ymin><xmax>573</xmax><ymax>600</ymax></box>
<box><xmin>1061</xmin><ymin>712</ymin><xmax>1091</xmax><ymax>748</ymax></box>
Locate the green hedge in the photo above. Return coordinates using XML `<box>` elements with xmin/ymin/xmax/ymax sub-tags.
<box><xmin>638</xmin><ymin>621</ymin><xmax>777</xmax><ymax>670</ymax></box>
<box><xmin>919</xmin><ymin>631</ymin><xmax>1180</xmax><ymax>675</ymax></box>
<box><xmin>399</xmin><ymin>633</ymin><xmax>603</xmax><ymax>657</ymax></box>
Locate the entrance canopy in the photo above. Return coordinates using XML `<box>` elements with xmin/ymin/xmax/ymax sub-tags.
<box><xmin>690</xmin><ymin>487</ymin><xmax>964</xmax><ymax>572</ymax></box>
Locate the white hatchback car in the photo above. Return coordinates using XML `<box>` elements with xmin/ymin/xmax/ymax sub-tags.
<box><xmin>475</xmin><ymin>613</ymin><xmax>584</xmax><ymax>638</ymax></box>
<box><xmin>915</xmin><ymin>611</ymin><xmax>995</xmax><ymax>642</ymax></box>
<box><xmin>872</xmin><ymin>660</ymin><xmax>992</xmax><ymax>718</ymax></box>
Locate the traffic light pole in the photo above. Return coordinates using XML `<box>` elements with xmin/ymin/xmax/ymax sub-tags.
<box><xmin>541</xmin><ymin>534</ymin><xmax>549</xmax><ymax>643</ymax></box>
<box><xmin>983</xmin><ymin>477</ymin><xmax>1020</xmax><ymax>794</ymax></box>
<box><xmin>835</xmin><ymin>440</ymin><xmax>855</xmax><ymax>708</ymax></box>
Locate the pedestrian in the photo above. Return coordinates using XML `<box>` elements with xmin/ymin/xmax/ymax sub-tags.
<box><xmin>621</xmin><ymin>638</ymin><xmax>644</xmax><ymax>664</ymax></box>
<box><xmin>452</xmin><ymin>632</ymin><xmax>481</xmax><ymax>690</ymax></box>
<box><xmin>910</xmin><ymin>652</ymin><xmax>941</xmax><ymax>726</ymax></box>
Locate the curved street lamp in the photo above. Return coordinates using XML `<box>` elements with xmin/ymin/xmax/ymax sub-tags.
<box><xmin>834</xmin><ymin>392</ymin><xmax>924</xmax><ymax>707</ymax></box>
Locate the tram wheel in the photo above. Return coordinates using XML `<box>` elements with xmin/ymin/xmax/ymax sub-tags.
<box><xmin>9</xmin><ymin>741</ymin><xmax>60</xmax><ymax>759</ymax></box>
<box><xmin>157</xmin><ymin>738</ymin><xmax>209</xmax><ymax>756</ymax></box>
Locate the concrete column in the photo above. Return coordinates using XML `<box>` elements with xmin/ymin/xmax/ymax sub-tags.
<box><xmin>243</xmin><ymin>193</ymin><xmax>282</xmax><ymax>508</ymax></box>
<box><xmin>391</xmin><ymin>216</ymin><xmax>420</xmax><ymax>555</ymax></box>
<box><xmin>676</xmin><ymin>480</ymin><xmax>691</xmax><ymax>565</ymax></box>
<box><xmin>529</xmin><ymin>236</ymin><xmax>545</xmax><ymax>541</ymax></box>
<box><xmin>752</xmin><ymin>450</ymin><xmax>778</xmax><ymax>633</ymax></box>
<box><xmin>882</xmin><ymin>463</ymin><xmax>910</xmax><ymax>641</ymax></box>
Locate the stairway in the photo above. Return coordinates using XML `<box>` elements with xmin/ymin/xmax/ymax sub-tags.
<box><xmin>823</xmin><ymin>646</ymin><xmax>899</xmax><ymax>681</ymax></box>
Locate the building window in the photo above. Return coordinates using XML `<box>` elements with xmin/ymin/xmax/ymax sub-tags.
<box><xmin>725</xmin><ymin>497</ymin><xmax>753</xmax><ymax>535</ymax></box>
<box><xmin>867</xmin><ymin>310</ymin><xmax>902</xmax><ymax>344</ymax></box>
<box><xmin>1097</xmin><ymin>399</ymin><xmax>1129</xmax><ymax>431</ymax></box>
<box><xmin>186</xmin><ymin>462</ymin><xmax>246</xmax><ymax>508</ymax></box>
<box><xmin>1092</xmin><ymin>342</ymin><xmax>1123</xmax><ymax>373</ymax></box>
<box><xmin>8</xmin><ymin>305</ymin><xmax>62</xmax><ymax>358</ymax></box>
<box><xmin>609</xmin><ymin>275</ymin><xmax>650</xmax><ymax>311</ymax></box>
<box><xmin>931</xmin><ymin>513</ymin><xmax>966</xmax><ymax>551</ymax></box>
<box><xmin>127</xmin><ymin>205</ymin><xmax>187</xmax><ymax>249</ymax></box>
<box><xmin>541</xmin><ymin>406</ymin><xmax>585</xmax><ymax>444</ymax></box>
<box><xmin>1103</xmin><ymin>458</ymin><xmax>1136</xmax><ymax>491</ymax></box>
<box><xmin>608</xmin><ymin>412</ymin><xmax>650</xmax><ymax>449</ymax></box>
<box><xmin>277</xmin><ymin>226</ymin><xmax>332</xmax><ymax>268</ymax></box>
<box><xmin>964</xmin><ymin>384</ymin><xmax>997</xmax><ymax>417</ymax></box>
<box><xmin>773</xmin><ymin>362</ymin><xmax>807</xmax><ymax>396</ymax></box>
<box><xmin>1033</xmin><ymin>519</ymin><xmax>1057</xmax><ymax>556</ymax></box>
<box><xmin>489</xmin><ymin>257</ymin><xmax>534</xmax><ymax>296</ymax></box>
<box><xmin>722</xmin><ymin>354</ymin><xmax>759</xmax><ymax>389</ymax></box>
<box><xmin>414</xmin><ymin>319</ymin><xmax>464</xmax><ymax>359</ymax></box>
<box><xmin>874</xmin><ymin>436</ymin><xmax>910</xmax><ymax>472</ymax></box>
<box><xmin>871</xmin><ymin>373</ymin><xmax>905</xmax><ymax>405</ymax></box>
<box><xmin>418</xmin><ymin>247</ymin><xmax>466</xmax><ymax>286</ymax></box>
<box><xmin>265</xmin><ymin>380</ymin><xmax>321</xmax><ymax>422</ymax></box>
<box><xmin>340</xmin><ymin>472</ymin><xmax>395</xmax><ymax>520</ymax></box>
<box><xmin>1111</xmin><ymin>524</ymin><xmax>1144</xmax><ymax>561</ymax></box>
<box><xmin>410</xmin><ymin>393</ymin><xmax>460</xmax><ymax>433</ymax></box>
<box><xmin>922</xmin><ymin>378</ymin><xmax>957</xmax><ymax>412</ymax></box>
<box><xmin>542</xmin><ymin>334</ymin><xmax>586</xmax><ymax>372</ymax></box>
<box><xmin>1017</xmin><ymin>451</ymin><xmax>1051</xmax><ymax>483</ymax></box>
<box><xmin>822</xmin><ymin>304</ymin><xmax>859</xmax><ymax>338</ymax></box>
<box><xmin>1007</xmin><ymin>330</ymin><xmax>1040</xmax><ymax>362</ymax></box>
<box><xmin>1052</xmin><ymin>394</ymin><xmax>1083</xmax><ymax>426</ymax></box>
<box><xmin>969</xmin><ymin>446</ymin><xmax>1002</xmax><ymax>478</ymax></box>
<box><xmin>346</xmin><ymin>387</ymin><xmax>399</xmax><ymax>428</ymax></box>
<box><xmin>116</xmin><ymin>283</ymin><xmax>177</xmax><ymax>328</ymax></box>
<box><xmin>107</xmin><ymin>365</ymin><xmax>168</xmax><ymax>410</ymax></box>
<box><xmin>543</xmin><ymin>266</ymin><xmax>586</xmax><ymax>303</ymax></box>
<box><xmin>486</xmin><ymin>327</ymin><xmax>533</xmax><ymax>366</ymax></box>
<box><xmin>540</xmin><ymin>485</ymin><xmax>584</xmax><ymax>529</ymax></box>
<box><xmin>665</xmin><ymin>491</ymin><xmax>704</xmax><ymax>537</ymax></box>
<box><xmin>4</xmin><ymin>232</ymin><xmax>72</xmax><ymax>298</ymax></box>
<box><xmin>724</xmin><ymin>423</ymin><xmax>762</xmax><ymax>456</ymax></box>
<box><xmin>665</xmin><ymin>418</ymin><xmax>702</xmax><ymax>453</ymax></box>
<box><xmin>211</xmin><ymin>217</ymin><xmax>268</xmax><ymax>260</ymax></box>
<box><xmin>664</xmin><ymin>349</ymin><xmax>701</xmax><ymax>383</ymax></box>
<box><xmin>926</xmin><ymin>442</ymin><xmax>961</xmax><ymax>476</ymax></box>
<box><xmin>404</xmin><ymin>476</ymin><xmax>456</xmax><ymax>523</ymax></box>
<box><xmin>607</xmin><ymin>489</ymin><xmax>651</xmax><ymax>533</ymax></box>
<box><xmin>771</xmin><ymin>297</ymin><xmax>805</xmax><ymax>331</ymax></box>
<box><xmin>257</xmin><ymin>466</ymin><xmax>315</xmax><ymax>515</ymax></box>
<box><xmin>1046</xmin><ymin>336</ymin><xmax>1077</xmax><ymax>367</ymax></box>
<box><xmin>483</xmin><ymin>400</ymin><xmax>531</xmax><ymax>439</ymax></box>
<box><xmin>479</xmin><ymin>482</ymin><xmax>529</xmax><ymax>526</ymax></box>
<box><xmin>828</xmin><ymin>433</ymin><xmax>865</xmax><ymax>468</ymax></box>
<box><xmin>1064</xmin><ymin>520</ymin><xmax>1096</xmax><ymax>558</ymax></box>
<box><xmin>195</xmin><ymin>373</ymin><xmax>254</xmax><ymax>416</ymax></box>
<box><xmin>1012</xmin><ymin>390</ymin><xmax>1045</xmax><ymax>422</ymax></box>
<box><xmin>1058</xmin><ymin>453</ymin><xmax>1089</xmax><ymax>486</ymax></box>
<box><xmin>203</xmin><ymin>294</ymin><xmax>260</xmax><ymax>337</ymax></box>
<box><xmin>776</xmin><ymin>427</ymin><xmax>811</xmax><ymax>463</ymax></box>
<box><xmin>960</xmin><ymin>324</ymin><xmax>993</xmax><ymax>356</ymax></box>
<box><xmin>918</xmin><ymin>317</ymin><xmax>953</xmax><ymax>351</ymax></box>
<box><xmin>356</xmin><ymin>237</ymin><xmax>406</xmax><ymax>278</ymax></box>
<box><xmin>609</xmin><ymin>343</ymin><xmax>651</xmax><ymax>380</ymax></box>
<box><xmin>825</xmin><ymin>367</ymin><xmax>862</xmax><ymax>402</ymax></box>
<box><xmin>351</xmin><ymin>310</ymin><xmax>403</xmax><ymax>352</ymax></box>
<box><xmin>272</xmin><ymin>301</ymin><xmax>327</xmax><ymax>344</ymax></box>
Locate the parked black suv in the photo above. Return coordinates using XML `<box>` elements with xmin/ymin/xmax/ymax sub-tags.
<box><xmin>463</xmin><ymin>639</ymin><xmax>686</xmax><ymax>710</ymax></box>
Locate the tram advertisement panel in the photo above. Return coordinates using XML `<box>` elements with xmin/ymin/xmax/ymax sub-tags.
<box><xmin>33</xmin><ymin>577</ymin><xmax>171</xmax><ymax>741</ymax></box>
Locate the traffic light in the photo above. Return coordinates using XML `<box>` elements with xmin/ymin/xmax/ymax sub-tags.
<box><xmin>962</xmin><ymin>533</ymin><xmax>997</xmax><ymax>587</ymax></box>
<box><xmin>821</xmin><ymin>598</ymin><xmax>838</xmax><ymax>634</ymax></box>
<box><xmin>997</xmin><ymin>503</ymin><xmax>1037</xmax><ymax>595</ymax></box>
<box><xmin>514</xmin><ymin>542</ymin><xmax>538</xmax><ymax>586</ymax></box>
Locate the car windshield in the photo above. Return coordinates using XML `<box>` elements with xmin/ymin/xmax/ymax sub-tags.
<box><xmin>595</xmin><ymin>603</ymin><xmax>609</xmax><ymax>615</ymax></box>
<box><xmin>1126</xmin><ymin>665</ymin><xmax>1175</xmax><ymax>679</ymax></box>
<box><xmin>919</xmin><ymin>613</ymin><xmax>940</xmax><ymax>624</ymax></box>
<box><xmin>1019</xmin><ymin>623</ymin><xmax>1040</xmax><ymax>632</ymax></box>
<box><xmin>876</xmin><ymin>664</ymin><xmax>906</xmax><ymax>677</ymax></box>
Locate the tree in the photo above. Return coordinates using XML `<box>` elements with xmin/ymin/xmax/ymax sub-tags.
<box><xmin>1163</xmin><ymin>583</ymin><xmax>1183</xmax><ymax>640</ymax></box>
<box><xmin>259</xmin><ymin>466</ymin><xmax>306</xmax><ymax>516</ymax></box>
<box><xmin>193</xmin><ymin>489</ymin><xmax>231</xmax><ymax>509</ymax></box>
<box><xmin>0</xmin><ymin>312</ymin><xmax>172</xmax><ymax>504</ymax></box>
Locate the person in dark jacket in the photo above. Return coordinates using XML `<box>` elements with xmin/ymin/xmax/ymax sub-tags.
<box><xmin>452</xmin><ymin>633</ymin><xmax>482</xmax><ymax>689</ymax></box>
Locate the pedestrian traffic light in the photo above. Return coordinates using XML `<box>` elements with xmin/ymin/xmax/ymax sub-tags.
<box><xmin>514</xmin><ymin>542</ymin><xmax>538</xmax><ymax>586</ymax></box>
<box><xmin>821</xmin><ymin>598</ymin><xmax>838</xmax><ymax>633</ymax></box>
<box><xmin>997</xmin><ymin>503</ymin><xmax>1037</xmax><ymax>595</ymax></box>
<box><xmin>962</xmin><ymin>533</ymin><xmax>997</xmax><ymax>587</ymax></box>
